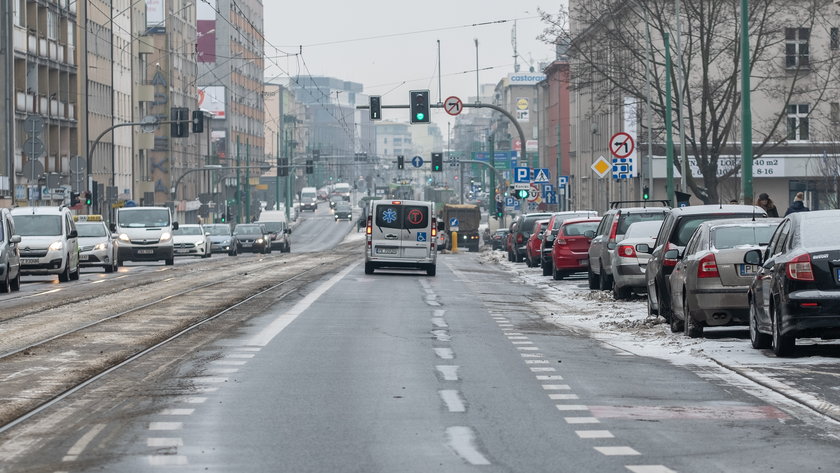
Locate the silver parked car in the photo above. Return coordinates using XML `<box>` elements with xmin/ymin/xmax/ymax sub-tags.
<box><xmin>609</xmin><ymin>220</ymin><xmax>663</xmax><ymax>299</ymax></box>
<box><xmin>667</xmin><ymin>218</ymin><xmax>781</xmax><ymax>337</ymax></box>
<box><xmin>0</xmin><ymin>208</ymin><xmax>22</xmax><ymax>292</ymax></box>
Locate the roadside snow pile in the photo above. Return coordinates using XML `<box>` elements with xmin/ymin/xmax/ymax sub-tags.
<box><xmin>479</xmin><ymin>250</ymin><xmax>507</xmax><ymax>264</ymax></box>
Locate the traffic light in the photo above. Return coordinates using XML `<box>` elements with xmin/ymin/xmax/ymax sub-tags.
<box><xmin>70</xmin><ymin>192</ymin><xmax>81</xmax><ymax>206</ymax></box>
<box><xmin>305</xmin><ymin>159</ymin><xmax>314</xmax><ymax>174</ymax></box>
<box><xmin>410</xmin><ymin>90</ymin><xmax>430</xmax><ymax>124</ymax></box>
<box><xmin>495</xmin><ymin>200</ymin><xmax>504</xmax><ymax>218</ymax></box>
<box><xmin>516</xmin><ymin>189</ymin><xmax>530</xmax><ymax>199</ymax></box>
<box><xmin>170</xmin><ymin>107</ymin><xmax>189</xmax><ymax>138</ymax></box>
<box><xmin>278</xmin><ymin>157</ymin><xmax>289</xmax><ymax>177</ymax></box>
<box><xmin>312</xmin><ymin>149</ymin><xmax>320</xmax><ymax>161</ymax></box>
<box><xmin>431</xmin><ymin>152</ymin><xmax>443</xmax><ymax>172</ymax></box>
<box><xmin>643</xmin><ymin>185</ymin><xmax>650</xmax><ymax>200</ymax></box>
<box><xmin>397</xmin><ymin>155</ymin><xmax>404</xmax><ymax>170</ymax></box>
<box><xmin>84</xmin><ymin>191</ymin><xmax>92</xmax><ymax>206</ymax></box>
<box><xmin>369</xmin><ymin>96</ymin><xmax>382</xmax><ymax>120</ymax></box>
<box><xmin>191</xmin><ymin>110</ymin><xmax>204</xmax><ymax>133</ymax></box>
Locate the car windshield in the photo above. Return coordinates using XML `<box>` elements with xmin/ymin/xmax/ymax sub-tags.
<box><xmin>76</xmin><ymin>223</ymin><xmax>107</xmax><ymax>237</ymax></box>
<box><xmin>118</xmin><ymin>209</ymin><xmax>170</xmax><ymax>228</ymax></box>
<box><xmin>618</xmin><ymin>211</ymin><xmax>667</xmax><ymax>234</ymax></box>
<box><xmin>12</xmin><ymin>215</ymin><xmax>62</xmax><ymax>236</ymax></box>
<box><xmin>673</xmin><ymin>214</ymin><xmax>757</xmax><ymax>246</ymax></box>
<box><xmin>563</xmin><ymin>221</ymin><xmax>599</xmax><ymax>236</ymax></box>
<box><xmin>260</xmin><ymin>222</ymin><xmax>284</xmax><ymax>232</ymax></box>
<box><xmin>175</xmin><ymin>226</ymin><xmax>203</xmax><ymax>236</ymax></box>
<box><xmin>205</xmin><ymin>225</ymin><xmax>231</xmax><ymax>236</ymax></box>
<box><xmin>336</xmin><ymin>203</ymin><xmax>351</xmax><ymax>210</ymax></box>
<box><xmin>712</xmin><ymin>225</ymin><xmax>778</xmax><ymax>249</ymax></box>
<box><xmin>624</xmin><ymin>221</ymin><xmax>663</xmax><ymax>239</ymax></box>
<box><xmin>235</xmin><ymin>226</ymin><xmax>260</xmax><ymax>235</ymax></box>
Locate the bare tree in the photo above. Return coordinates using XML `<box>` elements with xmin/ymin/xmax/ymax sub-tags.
<box><xmin>540</xmin><ymin>0</ymin><xmax>840</xmax><ymax>203</ymax></box>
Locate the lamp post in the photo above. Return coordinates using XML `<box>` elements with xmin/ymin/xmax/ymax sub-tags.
<box><xmin>740</xmin><ymin>0</ymin><xmax>753</xmax><ymax>204</ymax></box>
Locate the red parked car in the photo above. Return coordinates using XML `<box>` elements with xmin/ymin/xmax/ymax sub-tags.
<box><xmin>525</xmin><ymin>219</ymin><xmax>550</xmax><ymax>267</ymax></box>
<box><xmin>551</xmin><ymin>217</ymin><xmax>602</xmax><ymax>280</ymax></box>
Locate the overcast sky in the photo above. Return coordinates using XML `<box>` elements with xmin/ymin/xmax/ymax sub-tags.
<box><xmin>262</xmin><ymin>1</ymin><xmax>563</xmax><ymax>128</ymax></box>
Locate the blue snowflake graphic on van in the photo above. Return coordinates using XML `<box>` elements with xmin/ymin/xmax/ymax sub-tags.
<box><xmin>382</xmin><ymin>208</ymin><xmax>398</xmax><ymax>224</ymax></box>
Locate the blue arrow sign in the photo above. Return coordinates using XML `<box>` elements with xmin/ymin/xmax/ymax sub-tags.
<box><xmin>411</xmin><ymin>155</ymin><xmax>424</xmax><ymax>168</ymax></box>
<box><xmin>449</xmin><ymin>217</ymin><xmax>459</xmax><ymax>227</ymax></box>
<box><xmin>542</xmin><ymin>184</ymin><xmax>554</xmax><ymax>198</ymax></box>
<box><xmin>545</xmin><ymin>192</ymin><xmax>557</xmax><ymax>205</ymax></box>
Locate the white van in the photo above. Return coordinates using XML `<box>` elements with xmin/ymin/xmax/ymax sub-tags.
<box><xmin>11</xmin><ymin>206</ymin><xmax>80</xmax><ymax>282</ymax></box>
<box><xmin>299</xmin><ymin>187</ymin><xmax>318</xmax><ymax>212</ymax></box>
<box><xmin>364</xmin><ymin>199</ymin><xmax>439</xmax><ymax>276</ymax></box>
<box><xmin>111</xmin><ymin>206</ymin><xmax>178</xmax><ymax>265</ymax></box>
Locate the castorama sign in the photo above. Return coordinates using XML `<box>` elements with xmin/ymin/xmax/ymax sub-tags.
<box><xmin>507</xmin><ymin>73</ymin><xmax>546</xmax><ymax>85</ymax></box>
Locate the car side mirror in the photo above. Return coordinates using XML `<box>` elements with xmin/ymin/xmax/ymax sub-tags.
<box><xmin>664</xmin><ymin>249</ymin><xmax>681</xmax><ymax>260</ymax></box>
<box><xmin>10</xmin><ymin>235</ymin><xmax>21</xmax><ymax>244</ymax></box>
<box><xmin>635</xmin><ymin>243</ymin><xmax>650</xmax><ymax>254</ymax></box>
<box><xmin>285</xmin><ymin>228</ymin><xmax>291</xmax><ymax>234</ymax></box>
<box><xmin>607</xmin><ymin>242</ymin><xmax>617</xmax><ymax>250</ymax></box>
<box><xmin>546</xmin><ymin>234</ymin><xmax>555</xmax><ymax>243</ymax></box>
<box><xmin>743</xmin><ymin>249</ymin><xmax>763</xmax><ymax>265</ymax></box>
<box><xmin>437</xmin><ymin>221</ymin><xmax>445</xmax><ymax>231</ymax></box>
<box><xmin>584</xmin><ymin>230</ymin><xmax>596</xmax><ymax>239</ymax></box>
<box><xmin>173</xmin><ymin>222</ymin><xmax>179</xmax><ymax>230</ymax></box>
<box><xmin>109</xmin><ymin>223</ymin><xmax>117</xmax><ymax>232</ymax></box>
<box><xmin>68</xmin><ymin>229</ymin><xmax>78</xmax><ymax>238</ymax></box>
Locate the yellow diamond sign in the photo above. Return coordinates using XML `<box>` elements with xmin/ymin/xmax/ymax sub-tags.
<box><xmin>591</xmin><ymin>155</ymin><xmax>611</xmax><ymax>178</ymax></box>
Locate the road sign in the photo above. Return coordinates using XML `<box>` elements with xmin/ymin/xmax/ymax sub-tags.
<box><xmin>23</xmin><ymin>137</ymin><xmax>45</xmax><ymax>158</ymax></box>
<box><xmin>610</xmin><ymin>132</ymin><xmax>635</xmax><ymax>159</ymax></box>
<box><xmin>449</xmin><ymin>217</ymin><xmax>459</xmax><ymax>227</ymax></box>
<box><xmin>558</xmin><ymin>175</ymin><xmax>569</xmax><ymax>188</ymax></box>
<box><xmin>411</xmin><ymin>155</ymin><xmax>424</xmax><ymax>168</ymax></box>
<box><xmin>612</xmin><ymin>157</ymin><xmax>634</xmax><ymax>180</ymax></box>
<box><xmin>513</xmin><ymin>199</ymin><xmax>521</xmax><ymax>210</ymax></box>
<box><xmin>527</xmin><ymin>184</ymin><xmax>540</xmax><ymax>202</ymax></box>
<box><xmin>444</xmin><ymin>96</ymin><xmax>463</xmax><ymax>116</ymax></box>
<box><xmin>23</xmin><ymin>115</ymin><xmax>45</xmax><ymax>133</ymax></box>
<box><xmin>505</xmin><ymin>196</ymin><xmax>515</xmax><ymax>207</ymax></box>
<box><xmin>591</xmin><ymin>155</ymin><xmax>611</xmax><ymax>178</ymax></box>
<box><xmin>542</xmin><ymin>184</ymin><xmax>554</xmax><ymax>198</ymax></box>
<box><xmin>495</xmin><ymin>193</ymin><xmax>503</xmax><ymax>203</ymax></box>
<box><xmin>512</xmin><ymin>183</ymin><xmax>531</xmax><ymax>190</ymax></box>
<box><xmin>532</xmin><ymin>168</ymin><xmax>550</xmax><ymax>183</ymax></box>
<box><xmin>545</xmin><ymin>192</ymin><xmax>557</xmax><ymax>205</ymax></box>
<box><xmin>513</xmin><ymin>166</ymin><xmax>530</xmax><ymax>183</ymax></box>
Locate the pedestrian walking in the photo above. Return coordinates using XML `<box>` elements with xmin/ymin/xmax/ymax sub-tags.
<box><xmin>755</xmin><ymin>193</ymin><xmax>779</xmax><ymax>217</ymax></box>
<box><xmin>784</xmin><ymin>192</ymin><xmax>810</xmax><ymax>216</ymax></box>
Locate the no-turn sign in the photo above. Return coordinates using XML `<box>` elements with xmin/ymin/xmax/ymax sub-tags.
<box><xmin>444</xmin><ymin>96</ymin><xmax>463</xmax><ymax>116</ymax></box>
<box><xmin>609</xmin><ymin>132</ymin><xmax>635</xmax><ymax>159</ymax></box>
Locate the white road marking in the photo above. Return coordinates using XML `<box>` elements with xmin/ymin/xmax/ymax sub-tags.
<box><xmin>235</xmin><ymin>347</ymin><xmax>262</xmax><ymax>352</ymax></box>
<box><xmin>249</xmin><ymin>263</ymin><xmax>358</xmax><ymax>346</ymax></box>
<box><xmin>436</xmin><ymin>365</ymin><xmax>460</xmax><ymax>381</ymax></box>
<box><xmin>504</xmin><ymin>332</ymin><xmax>524</xmax><ymax>336</ymax></box>
<box><xmin>530</xmin><ymin>367</ymin><xmax>556</xmax><ymax>372</ymax></box>
<box><xmin>212</xmin><ymin>360</ymin><xmax>247</xmax><ymax>366</ymax></box>
<box><xmin>564</xmin><ymin>417</ymin><xmax>600</xmax><ymax>424</ymax></box>
<box><xmin>439</xmin><ymin>390</ymin><xmax>466</xmax><ymax>412</ymax></box>
<box><xmin>183</xmin><ymin>397</ymin><xmax>207</xmax><ymax>404</ymax></box>
<box><xmin>542</xmin><ymin>384</ymin><xmax>571</xmax><ymax>390</ymax></box>
<box><xmin>226</xmin><ymin>353</ymin><xmax>255</xmax><ymax>359</ymax></box>
<box><xmin>194</xmin><ymin>377</ymin><xmax>228</xmax><ymax>384</ymax></box>
<box><xmin>536</xmin><ymin>375</ymin><xmax>563</xmax><ymax>380</ymax></box>
<box><xmin>507</xmin><ymin>336</ymin><xmax>529</xmax><ymax>340</ymax></box>
<box><xmin>159</xmin><ymin>409</ymin><xmax>194</xmax><ymax>416</ymax></box>
<box><xmin>497</xmin><ymin>324</ymin><xmax>514</xmax><ymax>327</ymax></box>
<box><xmin>149</xmin><ymin>422</ymin><xmax>183</xmax><ymax>431</ymax></box>
<box><xmin>521</xmin><ymin>353</ymin><xmax>544</xmax><ymax>358</ymax></box>
<box><xmin>62</xmin><ymin>424</ymin><xmax>105</xmax><ymax>462</ymax></box>
<box><xmin>556</xmin><ymin>405</ymin><xmax>590</xmax><ymax>411</ymax></box>
<box><xmin>91</xmin><ymin>280</ymin><xmax>106</xmax><ymax>284</ymax></box>
<box><xmin>518</xmin><ymin>346</ymin><xmax>539</xmax><ymax>351</ymax></box>
<box><xmin>207</xmin><ymin>368</ymin><xmax>239</xmax><ymax>374</ymax></box>
<box><xmin>147</xmin><ymin>437</ymin><xmax>184</xmax><ymax>447</ymax></box>
<box><xmin>445</xmin><ymin>426</ymin><xmax>491</xmax><ymax>466</ymax></box>
<box><xmin>148</xmin><ymin>455</ymin><xmax>188</xmax><ymax>466</ymax></box>
<box><xmin>432</xmin><ymin>330</ymin><xmax>451</xmax><ymax>342</ymax></box>
<box><xmin>549</xmin><ymin>394</ymin><xmax>580</xmax><ymax>400</ymax></box>
<box><xmin>426</xmin><ymin>298</ymin><xmax>441</xmax><ymax>307</ymax></box>
<box><xmin>434</xmin><ymin>348</ymin><xmax>454</xmax><ymax>360</ymax></box>
<box><xmin>424</xmin><ymin>288</ymin><xmax>435</xmax><ymax>295</ymax></box>
<box><xmin>432</xmin><ymin>317</ymin><xmax>448</xmax><ymax>328</ymax></box>
<box><xmin>434</xmin><ymin>309</ymin><xmax>446</xmax><ymax>317</ymax></box>
<box><xmin>511</xmin><ymin>341</ymin><xmax>534</xmax><ymax>345</ymax></box>
<box><xmin>525</xmin><ymin>360</ymin><xmax>550</xmax><ymax>364</ymax></box>
<box><xmin>625</xmin><ymin>466</ymin><xmax>678</xmax><ymax>473</ymax></box>
<box><xmin>192</xmin><ymin>386</ymin><xmax>218</xmax><ymax>393</ymax></box>
<box><xmin>576</xmin><ymin>430</ymin><xmax>614</xmax><ymax>439</ymax></box>
<box><xmin>594</xmin><ymin>446</ymin><xmax>640</xmax><ymax>456</ymax></box>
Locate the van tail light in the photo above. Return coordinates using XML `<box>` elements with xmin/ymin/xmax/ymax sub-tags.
<box><xmin>608</xmin><ymin>218</ymin><xmax>619</xmax><ymax>241</ymax></box>
<box><xmin>366</xmin><ymin>216</ymin><xmax>372</xmax><ymax>236</ymax></box>
<box><xmin>431</xmin><ymin>218</ymin><xmax>437</xmax><ymax>237</ymax></box>
<box><xmin>786</xmin><ymin>253</ymin><xmax>815</xmax><ymax>281</ymax></box>
<box><xmin>618</xmin><ymin>244</ymin><xmax>637</xmax><ymax>258</ymax></box>
<box><xmin>697</xmin><ymin>253</ymin><xmax>720</xmax><ymax>278</ymax></box>
<box><xmin>663</xmin><ymin>243</ymin><xmax>678</xmax><ymax>267</ymax></box>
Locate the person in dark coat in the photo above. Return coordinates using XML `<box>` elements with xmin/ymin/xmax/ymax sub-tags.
<box><xmin>755</xmin><ymin>193</ymin><xmax>779</xmax><ymax>217</ymax></box>
<box><xmin>784</xmin><ymin>192</ymin><xmax>810</xmax><ymax>216</ymax></box>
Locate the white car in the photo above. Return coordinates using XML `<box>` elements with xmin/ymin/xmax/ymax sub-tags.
<box><xmin>172</xmin><ymin>224</ymin><xmax>211</xmax><ymax>258</ymax></box>
<box><xmin>11</xmin><ymin>206</ymin><xmax>80</xmax><ymax>282</ymax></box>
<box><xmin>75</xmin><ymin>217</ymin><xmax>119</xmax><ymax>273</ymax></box>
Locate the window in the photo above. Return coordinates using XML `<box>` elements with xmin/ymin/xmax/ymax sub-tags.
<box><xmin>787</xmin><ymin>104</ymin><xmax>810</xmax><ymax>141</ymax></box>
<box><xmin>832</xmin><ymin>28</ymin><xmax>840</xmax><ymax>50</ymax></box>
<box><xmin>785</xmin><ymin>27</ymin><xmax>810</xmax><ymax>68</ymax></box>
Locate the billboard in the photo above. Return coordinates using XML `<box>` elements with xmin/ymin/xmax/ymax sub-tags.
<box><xmin>198</xmin><ymin>86</ymin><xmax>225</xmax><ymax>119</ymax></box>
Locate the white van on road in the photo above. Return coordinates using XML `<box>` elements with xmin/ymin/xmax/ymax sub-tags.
<box><xmin>364</xmin><ymin>199</ymin><xmax>439</xmax><ymax>276</ymax></box>
<box><xmin>112</xmin><ymin>206</ymin><xmax>178</xmax><ymax>265</ymax></box>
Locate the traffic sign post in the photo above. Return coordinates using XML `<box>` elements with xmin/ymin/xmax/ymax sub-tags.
<box><xmin>513</xmin><ymin>167</ymin><xmax>530</xmax><ymax>183</ymax></box>
<box><xmin>444</xmin><ymin>96</ymin><xmax>463</xmax><ymax>116</ymax></box>
<box><xmin>610</xmin><ymin>132</ymin><xmax>635</xmax><ymax>159</ymax></box>
<box><xmin>531</xmin><ymin>168</ymin><xmax>550</xmax><ymax>183</ymax></box>
<box><xmin>411</xmin><ymin>155</ymin><xmax>424</xmax><ymax>168</ymax></box>
<box><xmin>591</xmin><ymin>156</ymin><xmax>611</xmax><ymax>178</ymax></box>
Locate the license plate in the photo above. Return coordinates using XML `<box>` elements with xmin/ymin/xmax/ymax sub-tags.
<box><xmin>175</xmin><ymin>249</ymin><xmax>189</xmax><ymax>254</ymax></box>
<box><xmin>79</xmin><ymin>255</ymin><xmax>89</xmax><ymax>261</ymax></box>
<box><xmin>137</xmin><ymin>249</ymin><xmax>154</xmax><ymax>255</ymax></box>
<box><xmin>739</xmin><ymin>264</ymin><xmax>757</xmax><ymax>276</ymax></box>
<box><xmin>376</xmin><ymin>247</ymin><xmax>398</xmax><ymax>255</ymax></box>
<box><xmin>242</xmin><ymin>242</ymin><xmax>253</xmax><ymax>247</ymax></box>
<box><xmin>21</xmin><ymin>258</ymin><xmax>39</xmax><ymax>264</ymax></box>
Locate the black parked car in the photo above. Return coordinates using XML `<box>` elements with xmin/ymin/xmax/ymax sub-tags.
<box><xmin>490</xmin><ymin>229</ymin><xmax>509</xmax><ymax>251</ymax></box>
<box><xmin>233</xmin><ymin>224</ymin><xmax>270</xmax><ymax>254</ymax></box>
<box><xmin>745</xmin><ymin>210</ymin><xmax>840</xmax><ymax>356</ymax></box>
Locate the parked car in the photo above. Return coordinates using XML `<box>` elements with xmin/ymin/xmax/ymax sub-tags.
<box><xmin>645</xmin><ymin>205</ymin><xmax>767</xmax><ymax>322</ymax></box>
<box><xmin>0</xmin><ymin>207</ymin><xmax>22</xmax><ymax>292</ymax></box>
<box><xmin>508</xmin><ymin>213</ymin><xmax>553</xmax><ymax>262</ymax></box>
<box><xmin>490</xmin><ymin>229</ymin><xmax>509</xmax><ymax>251</ymax></box>
<box><xmin>11</xmin><ymin>206</ymin><xmax>80</xmax><ymax>282</ymax></box>
<box><xmin>436</xmin><ymin>230</ymin><xmax>448</xmax><ymax>251</ymax></box>
<box><xmin>75</xmin><ymin>216</ymin><xmax>119</xmax><ymax>273</ymax></box>
<box><xmin>205</xmin><ymin>223</ymin><xmax>237</xmax><ymax>256</ymax></box>
<box><xmin>525</xmin><ymin>219</ymin><xmax>550</xmax><ymax>267</ymax></box>
<box><xmin>588</xmin><ymin>204</ymin><xmax>669</xmax><ymax>291</ymax></box>
<box><xmin>551</xmin><ymin>217</ymin><xmax>601</xmax><ymax>280</ymax></box>
<box><xmin>610</xmin><ymin>220</ymin><xmax>663</xmax><ymax>299</ymax></box>
<box><xmin>334</xmin><ymin>202</ymin><xmax>353</xmax><ymax>221</ymax></box>
<box><xmin>173</xmin><ymin>224</ymin><xmax>211</xmax><ymax>258</ymax></box>
<box><xmin>233</xmin><ymin>224</ymin><xmax>270</xmax><ymax>254</ymax></box>
<box><xmin>745</xmin><ymin>210</ymin><xmax>840</xmax><ymax>356</ymax></box>
<box><xmin>668</xmin><ymin>218</ymin><xmax>781</xmax><ymax>337</ymax></box>
<box><xmin>540</xmin><ymin>211</ymin><xmax>599</xmax><ymax>276</ymax></box>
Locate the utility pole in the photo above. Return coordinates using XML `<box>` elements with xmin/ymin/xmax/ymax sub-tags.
<box><xmin>674</xmin><ymin>0</ymin><xmax>689</xmax><ymax>194</ymax></box>
<box><xmin>245</xmin><ymin>139</ymin><xmax>251</xmax><ymax>223</ymax></box>
<box><xmin>740</xmin><ymin>0</ymin><xmax>753</xmax><ymax>204</ymax></box>
<box><xmin>236</xmin><ymin>136</ymin><xmax>241</xmax><ymax>224</ymax></box>
<box><xmin>664</xmin><ymin>33</ymin><xmax>676</xmax><ymax>206</ymax></box>
<box><xmin>644</xmin><ymin>3</ymin><xmax>655</xmax><ymax>199</ymax></box>
<box><xmin>489</xmin><ymin>135</ymin><xmax>497</xmax><ymax>224</ymax></box>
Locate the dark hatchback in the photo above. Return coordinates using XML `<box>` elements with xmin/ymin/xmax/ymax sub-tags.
<box><xmin>745</xmin><ymin>210</ymin><xmax>840</xmax><ymax>356</ymax></box>
<box><xmin>508</xmin><ymin>212</ymin><xmax>553</xmax><ymax>262</ymax></box>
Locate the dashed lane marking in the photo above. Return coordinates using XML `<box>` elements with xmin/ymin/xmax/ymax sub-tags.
<box><xmin>525</xmin><ymin>360</ymin><xmax>550</xmax><ymax>365</ymax></box>
<box><xmin>212</xmin><ymin>360</ymin><xmax>247</xmax><ymax>366</ymax></box>
<box><xmin>625</xmin><ymin>466</ymin><xmax>678</xmax><ymax>473</ymax></box>
<box><xmin>159</xmin><ymin>409</ymin><xmax>194</xmax><ymax>416</ymax></box>
<box><xmin>225</xmin><ymin>353</ymin><xmax>255</xmax><ymax>359</ymax></box>
<box><xmin>434</xmin><ymin>348</ymin><xmax>454</xmax><ymax>360</ymax></box>
<box><xmin>432</xmin><ymin>317</ymin><xmax>448</xmax><ymax>328</ymax></box>
<box><xmin>521</xmin><ymin>353</ymin><xmax>544</xmax><ymax>358</ymax></box>
<box><xmin>149</xmin><ymin>422</ymin><xmax>183</xmax><ymax>431</ymax></box>
<box><xmin>536</xmin><ymin>375</ymin><xmax>563</xmax><ymax>381</ymax></box>
<box><xmin>576</xmin><ymin>430</ymin><xmax>614</xmax><ymax>439</ymax></box>
<box><xmin>588</xmin><ymin>405</ymin><xmax>789</xmax><ymax>420</ymax></box>
<box><xmin>511</xmin><ymin>341</ymin><xmax>534</xmax><ymax>345</ymax></box>
<box><xmin>565</xmin><ymin>417</ymin><xmax>600</xmax><ymax>424</ymax></box>
<box><xmin>445</xmin><ymin>426</ymin><xmax>491</xmax><ymax>466</ymax></box>
<box><xmin>549</xmin><ymin>394</ymin><xmax>580</xmax><ymax>400</ymax></box>
<box><xmin>432</xmin><ymin>330</ymin><xmax>452</xmax><ymax>342</ymax></box>
<box><xmin>183</xmin><ymin>397</ymin><xmax>207</xmax><ymax>404</ymax></box>
<box><xmin>147</xmin><ymin>438</ymin><xmax>184</xmax><ymax>447</ymax></box>
<box><xmin>542</xmin><ymin>384</ymin><xmax>571</xmax><ymax>390</ymax></box>
<box><xmin>61</xmin><ymin>423</ymin><xmax>105</xmax><ymax>462</ymax></box>
<box><xmin>436</xmin><ymin>365</ymin><xmax>460</xmax><ymax>381</ymax></box>
<box><xmin>555</xmin><ymin>405</ymin><xmax>590</xmax><ymax>411</ymax></box>
<box><xmin>518</xmin><ymin>346</ymin><xmax>539</xmax><ymax>351</ymax></box>
<box><xmin>439</xmin><ymin>390</ymin><xmax>467</xmax><ymax>413</ymax></box>
<box><xmin>193</xmin><ymin>377</ymin><xmax>228</xmax><ymax>384</ymax></box>
<box><xmin>594</xmin><ymin>446</ymin><xmax>641</xmax><ymax>456</ymax></box>
<box><xmin>147</xmin><ymin>455</ymin><xmax>188</xmax><ymax>466</ymax></box>
<box><xmin>434</xmin><ymin>309</ymin><xmax>446</xmax><ymax>317</ymax></box>
<box><xmin>530</xmin><ymin>367</ymin><xmax>556</xmax><ymax>372</ymax></box>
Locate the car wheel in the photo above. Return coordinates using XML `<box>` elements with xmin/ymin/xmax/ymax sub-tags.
<box><xmin>0</xmin><ymin>266</ymin><xmax>9</xmax><ymax>293</ymax></box>
<box><xmin>598</xmin><ymin>262</ymin><xmax>611</xmax><ymax>291</ymax></box>
<box><xmin>685</xmin><ymin>299</ymin><xmax>703</xmax><ymax>338</ymax></box>
<box><xmin>552</xmin><ymin>266</ymin><xmax>564</xmax><ymax>281</ymax></box>
<box><xmin>749</xmin><ymin>297</ymin><xmax>771</xmax><ymax>349</ymax></box>
<box><xmin>365</xmin><ymin>262</ymin><xmax>375</xmax><ymax>275</ymax></box>
<box><xmin>165</xmin><ymin>257</ymin><xmax>174</xmax><ymax>266</ymax></box>
<box><xmin>657</xmin><ymin>285</ymin><xmax>672</xmax><ymax>322</ymax></box>
<box><xmin>669</xmin><ymin>310</ymin><xmax>684</xmax><ymax>333</ymax></box>
<box><xmin>104</xmin><ymin>262</ymin><xmax>114</xmax><ymax>273</ymax></box>
<box><xmin>70</xmin><ymin>263</ymin><xmax>80</xmax><ymax>280</ymax></box>
<box><xmin>587</xmin><ymin>268</ymin><xmax>599</xmax><ymax>290</ymax></box>
<box><xmin>58</xmin><ymin>260</ymin><xmax>70</xmax><ymax>282</ymax></box>
<box><xmin>426</xmin><ymin>265</ymin><xmax>436</xmax><ymax>276</ymax></box>
<box><xmin>542</xmin><ymin>259</ymin><xmax>552</xmax><ymax>277</ymax></box>
<box><xmin>10</xmin><ymin>269</ymin><xmax>20</xmax><ymax>292</ymax></box>
<box><xmin>772</xmin><ymin>301</ymin><xmax>795</xmax><ymax>357</ymax></box>
<box><xmin>612</xmin><ymin>281</ymin><xmax>631</xmax><ymax>300</ymax></box>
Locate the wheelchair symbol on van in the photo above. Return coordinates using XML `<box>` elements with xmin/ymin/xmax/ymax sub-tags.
<box><xmin>416</xmin><ymin>232</ymin><xmax>427</xmax><ymax>242</ymax></box>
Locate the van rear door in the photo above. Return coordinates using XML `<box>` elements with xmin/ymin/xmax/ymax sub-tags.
<box><xmin>371</xmin><ymin>202</ymin><xmax>431</xmax><ymax>259</ymax></box>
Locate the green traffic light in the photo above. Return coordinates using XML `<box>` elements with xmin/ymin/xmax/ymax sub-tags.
<box><xmin>416</xmin><ymin>113</ymin><xmax>425</xmax><ymax>121</ymax></box>
<box><xmin>517</xmin><ymin>189</ymin><xmax>529</xmax><ymax>199</ymax></box>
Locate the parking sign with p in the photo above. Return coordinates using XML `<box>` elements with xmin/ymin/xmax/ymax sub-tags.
<box><xmin>514</xmin><ymin>167</ymin><xmax>530</xmax><ymax>183</ymax></box>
